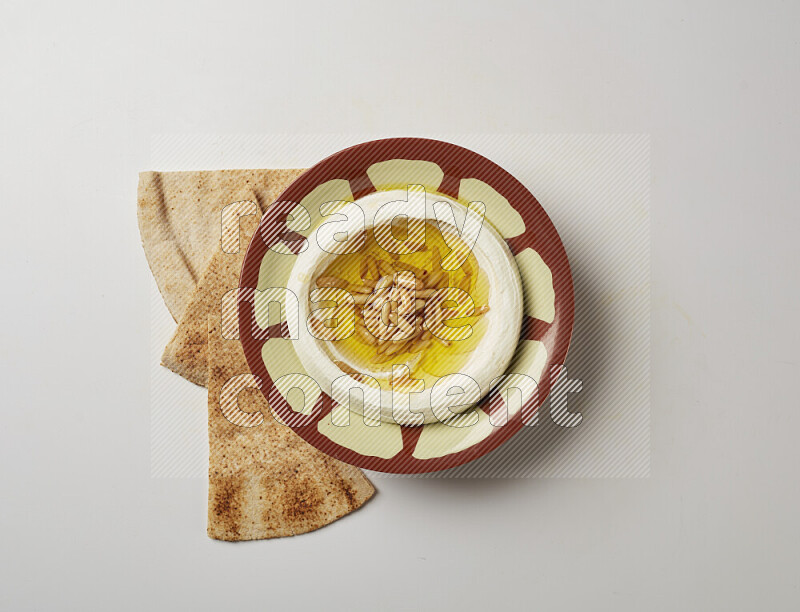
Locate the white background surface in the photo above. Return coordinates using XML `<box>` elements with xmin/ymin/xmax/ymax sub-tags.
<box><xmin>1</xmin><ymin>1</ymin><xmax>798</xmax><ymax>610</ymax></box>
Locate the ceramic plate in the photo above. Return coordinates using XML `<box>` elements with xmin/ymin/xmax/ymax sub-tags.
<box><xmin>238</xmin><ymin>138</ymin><xmax>574</xmax><ymax>473</ymax></box>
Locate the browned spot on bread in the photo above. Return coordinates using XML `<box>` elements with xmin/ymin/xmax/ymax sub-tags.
<box><xmin>208</xmin><ymin>476</ymin><xmax>243</xmax><ymax>540</ymax></box>
<box><xmin>283</xmin><ymin>474</ymin><xmax>324</xmax><ymax>523</ymax></box>
<box><xmin>339</xmin><ymin>482</ymin><xmax>357</xmax><ymax>511</ymax></box>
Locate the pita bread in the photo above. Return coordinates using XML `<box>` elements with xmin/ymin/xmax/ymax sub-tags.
<box><xmin>137</xmin><ymin>169</ymin><xmax>304</xmax><ymax>321</ymax></box>
<box><xmin>160</xmin><ymin>214</ymin><xmax>260</xmax><ymax>386</ymax></box>
<box><xmin>207</xmin><ymin>312</ymin><xmax>374</xmax><ymax>541</ymax></box>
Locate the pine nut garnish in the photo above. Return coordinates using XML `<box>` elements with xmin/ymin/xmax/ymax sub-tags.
<box><xmin>310</xmin><ymin>221</ymin><xmax>488</xmax><ymax>378</ymax></box>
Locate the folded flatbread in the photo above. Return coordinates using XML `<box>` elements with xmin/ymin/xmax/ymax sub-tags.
<box><xmin>207</xmin><ymin>312</ymin><xmax>374</xmax><ymax>540</ymax></box>
<box><xmin>160</xmin><ymin>213</ymin><xmax>260</xmax><ymax>386</ymax></box>
<box><xmin>138</xmin><ymin>169</ymin><xmax>304</xmax><ymax>321</ymax></box>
